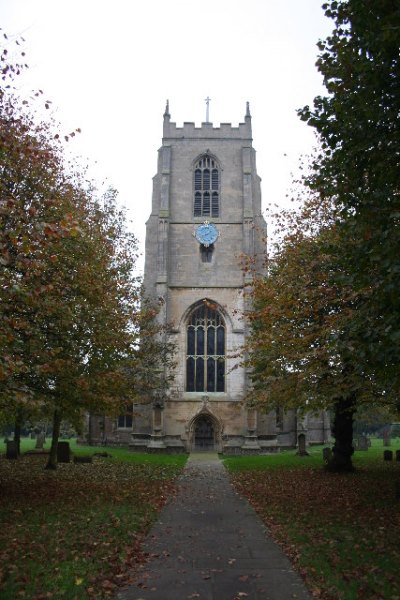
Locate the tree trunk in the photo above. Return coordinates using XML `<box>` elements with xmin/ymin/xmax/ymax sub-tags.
<box><xmin>13</xmin><ymin>409</ymin><xmax>24</xmax><ymax>456</ymax></box>
<box><xmin>326</xmin><ymin>395</ymin><xmax>356</xmax><ymax>472</ymax></box>
<box><xmin>45</xmin><ymin>408</ymin><xmax>62</xmax><ymax>470</ymax></box>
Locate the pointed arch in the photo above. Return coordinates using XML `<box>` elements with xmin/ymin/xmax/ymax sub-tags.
<box><xmin>187</xmin><ymin>406</ymin><xmax>224</xmax><ymax>451</ymax></box>
<box><xmin>185</xmin><ymin>300</ymin><xmax>226</xmax><ymax>392</ymax></box>
<box><xmin>179</xmin><ymin>298</ymin><xmax>233</xmax><ymax>332</ymax></box>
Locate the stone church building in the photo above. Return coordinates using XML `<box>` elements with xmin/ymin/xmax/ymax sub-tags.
<box><xmin>88</xmin><ymin>103</ymin><xmax>330</xmax><ymax>453</ymax></box>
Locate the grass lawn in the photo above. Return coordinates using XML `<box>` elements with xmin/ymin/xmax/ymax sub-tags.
<box><xmin>0</xmin><ymin>439</ymin><xmax>187</xmax><ymax>599</ymax></box>
<box><xmin>225</xmin><ymin>439</ymin><xmax>400</xmax><ymax>600</ymax></box>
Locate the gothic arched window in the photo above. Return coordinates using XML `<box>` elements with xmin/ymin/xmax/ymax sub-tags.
<box><xmin>193</xmin><ymin>156</ymin><xmax>220</xmax><ymax>217</ymax></box>
<box><xmin>186</xmin><ymin>302</ymin><xmax>225</xmax><ymax>392</ymax></box>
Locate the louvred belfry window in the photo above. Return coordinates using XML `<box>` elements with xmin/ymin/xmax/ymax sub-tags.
<box><xmin>186</xmin><ymin>302</ymin><xmax>225</xmax><ymax>392</ymax></box>
<box><xmin>193</xmin><ymin>156</ymin><xmax>220</xmax><ymax>217</ymax></box>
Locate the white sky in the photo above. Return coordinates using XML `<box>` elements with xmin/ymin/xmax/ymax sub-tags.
<box><xmin>0</xmin><ymin>0</ymin><xmax>332</xmax><ymax>270</ymax></box>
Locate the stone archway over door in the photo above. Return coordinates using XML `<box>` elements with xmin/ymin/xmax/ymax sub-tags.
<box><xmin>193</xmin><ymin>415</ymin><xmax>215</xmax><ymax>451</ymax></box>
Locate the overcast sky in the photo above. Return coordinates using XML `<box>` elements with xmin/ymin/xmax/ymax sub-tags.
<box><xmin>1</xmin><ymin>0</ymin><xmax>333</xmax><ymax>269</ymax></box>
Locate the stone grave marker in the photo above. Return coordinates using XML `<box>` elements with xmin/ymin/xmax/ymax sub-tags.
<box><xmin>297</xmin><ymin>433</ymin><xmax>309</xmax><ymax>456</ymax></box>
<box><xmin>383</xmin><ymin>430</ymin><xmax>391</xmax><ymax>446</ymax></box>
<box><xmin>57</xmin><ymin>441</ymin><xmax>70</xmax><ymax>463</ymax></box>
<box><xmin>35</xmin><ymin>433</ymin><xmax>45</xmax><ymax>449</ymax></box>
<box><xmin>357</xmin><ymin>435</ymin><xmax>369</xmax><ymax>451</ymax></box>
<box><xmin>6</xmin><ymin>440</ymin><xmax>18</xmax><ymax>459</ymax></box>
<box><xmin>323</xmin><ymin>447</ymin><xmax>332</xmax><ymax>465</ymax></box>
<box><xmin>384</xmin><ymin>450</ymin><xmax>393</xmax><ymax>461</ymax></box>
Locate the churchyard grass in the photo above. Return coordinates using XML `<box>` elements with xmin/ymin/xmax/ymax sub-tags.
<box><xmin>223</xmin><ymin>438</ymin><xmax>398</xmax><ymax>470</ymax></box>
<box><xmin>225</xmin><ymin>439</ymin><xmax>400</xmax><ymax>600</ymax></box>
<box><xmin>16</xmin><ymin>436</ymin><xmax>187</xmax><ymax>466</ymax></box>
<box><xmin>0</xmin><ymin>440</ymin><xmax>187</xmax><ymax>599</ymax></box>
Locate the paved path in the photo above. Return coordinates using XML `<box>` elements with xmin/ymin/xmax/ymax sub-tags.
<box><xmin>117</xmin><ymin>453</ymin><xmax>312</xmax><ymax>600</ymax></box>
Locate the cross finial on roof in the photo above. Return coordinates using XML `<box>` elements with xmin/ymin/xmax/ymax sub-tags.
<box><xmin>205</xmin><ymin>96</ymin><xmax>211</xmax><ymax>122</ymax></box>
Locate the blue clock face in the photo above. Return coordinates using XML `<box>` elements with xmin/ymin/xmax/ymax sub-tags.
<box><xmin>195</xmin><ymin>222</ymin><xmax>219</xmax><ymax>247</ymax></box>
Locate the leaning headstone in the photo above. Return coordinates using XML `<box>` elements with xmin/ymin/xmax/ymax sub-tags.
<box><xmin>35</xmin><ymin>433</ymin><xmax>45</xmax><ymax>449</ymax></box>
<box><xmin>6</xmin><ymin>440</ymin><xmax>18</xmax><ymax>459</ymax></box>
<box><xmin>57</xmin><ymin>441</ymin><xmax>70</xmax><ymax>463</ymax></box>
<box><xmin>384</xmin><ymin>450</ymin><xmax>393</xmax><ymax>461</ymax></box>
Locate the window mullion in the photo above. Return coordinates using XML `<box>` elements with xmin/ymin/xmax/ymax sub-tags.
<box><xmin>204</xmin><ymin>318</ymin><xmax>208</xmax><ymax>390</ymax></box>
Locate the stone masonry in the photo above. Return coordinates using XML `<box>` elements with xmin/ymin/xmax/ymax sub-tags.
<box><xmin>89</xmin><ymin>103</ymin><xmax>330</xmax><ymax>452</ymax></box>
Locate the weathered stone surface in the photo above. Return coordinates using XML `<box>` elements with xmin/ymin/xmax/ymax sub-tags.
<box><xmin>355</xmin><ymin>435</ymin><xmax>369</xmax><ymax>451</ymax></box>
<box><xmin>115</xmin><ymin>108</ymin><xmax>331</xmax><ymax>453</ymax></box>
<box><xmin>323</xmin><ymin>447</ymin><xmax>332</xmax><ymax>464</ymax></box>
<box><xmin>297</xmin><ymin>433</ymin><xmax>309</xmax><ymax>456</ymax></box>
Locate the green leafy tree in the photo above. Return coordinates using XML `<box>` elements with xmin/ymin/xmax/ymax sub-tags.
<box><xmin>299</xmin><ymin>0</ymin><xmax>400</xmax><ymax>398</ymax></box>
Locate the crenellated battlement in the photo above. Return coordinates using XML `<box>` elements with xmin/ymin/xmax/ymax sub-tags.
<box><xmin>163</xmin><ymin>119</ymin><xmax>252</xmax><ymax>140</ymax></box>
<box><xmin>162</xmin><ymin>101</ymin><xmax>252</xmax><ymax>140</ymax></box>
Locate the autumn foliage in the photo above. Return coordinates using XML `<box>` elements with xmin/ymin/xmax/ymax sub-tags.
<box><xmin>0</xmin><ymin>452</ymin><xmax>184</xmax><ymax>599</ymax></box>
<box><xmin>230</xmin><ymin>453</ymin><xmax>400</xmax><ymax>600</ymax></box>
<box><xmin>0</xmin><ymin>33</ymin><xmax>172</xmax><ymax>466</ymax></box>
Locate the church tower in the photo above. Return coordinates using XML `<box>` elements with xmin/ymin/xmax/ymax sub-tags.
<box><xmin>129</xmin><ymin>102</ymin><xmax>330</xmax><ymax>453</ymax></box>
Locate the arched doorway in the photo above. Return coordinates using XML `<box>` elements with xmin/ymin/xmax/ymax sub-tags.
<box><xmin>193</xmin><ymin>415</ymin><xmax>215</xmax><ymax>451</ymax></box>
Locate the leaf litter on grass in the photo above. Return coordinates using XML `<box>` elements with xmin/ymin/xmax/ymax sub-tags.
<box><xmin>230</xmin><ymin>464</ymin><xmax>400</xmax><ymax>600</ymax></box>
<box><xmin>0</xmin><ymin>454</ymin><xmax>182</xmax><ymax>599</ymax></box>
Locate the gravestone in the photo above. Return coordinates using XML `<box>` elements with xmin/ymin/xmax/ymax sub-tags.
<box><xmin>357</xmin><ymin>435</ymin><xmax>369</xmax><ymax>451</ymax></box>
<box><xmin>57</xmin><ymin>441</ymin><xmax>70</xmax><ymax>463</ymax></box>
<box><xmin>383</xmin><ymin>450</ymin><xmax>393</xmax><ymax>461</ymax></box>
<box><xmin>35</xmin><ymin>433</ymin><xmax>45</xmax><ymax>449</ymax></box>
<box><xmin>383</xmin><ymin>430</ymin><xmax>391</xmax><ymax>446</ymax></box>
<box><xmin>6</xmin><ymin>440</ymin><xmax>18</xmax><ymax>459</ymax></box>
<box><xmin>297</xmin><ymin>433</ymin><xmax>309</xmax><ymax>456</ymax></box>
<box><xmin>323</xmin><ymin>447</ymin><xmax>332</xmax><ymax>465</ymax></box>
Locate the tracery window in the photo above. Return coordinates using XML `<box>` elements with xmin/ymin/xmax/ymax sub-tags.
<box><xmin>194</xmin><ymin>156</ymin><xmax>220</xmax><ymax>217</ymax></box>
<box><xmin>186</xmin><ymin>302</ymin><xmax>225</xmax><ymax>392</ymax></box>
